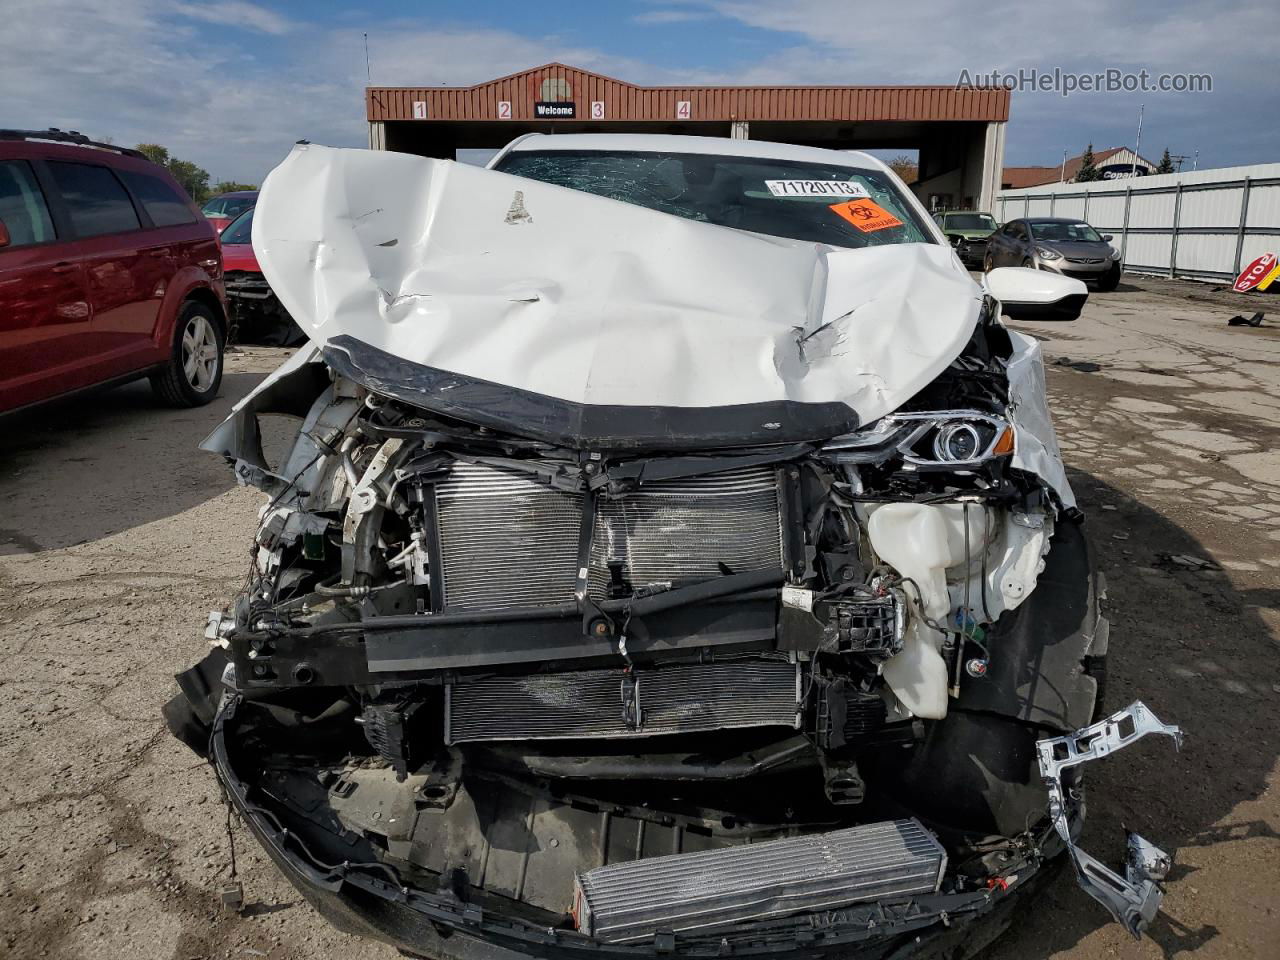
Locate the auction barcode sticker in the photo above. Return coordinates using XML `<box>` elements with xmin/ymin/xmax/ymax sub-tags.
<box><xmin>765</xmin><ymin>180</ymin><xmax>869</xmax><ymax>198</ymax></box>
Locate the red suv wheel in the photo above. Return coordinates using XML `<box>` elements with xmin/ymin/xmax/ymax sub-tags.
<box><xmin>150</xmin><ymin>300</ymin><xmax>225</xmax><ymax>407</ymax></box>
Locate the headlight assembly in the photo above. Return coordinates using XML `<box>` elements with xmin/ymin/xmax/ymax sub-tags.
<box><xmin>1035</xmin><ymin>245</ymin><xmax>1063</xmax><ymax>261</ymax></box>
<box><xmin>823</xmin><ymin>411</ymin><xmax>1015</xmax><ymax>470</ymax></box>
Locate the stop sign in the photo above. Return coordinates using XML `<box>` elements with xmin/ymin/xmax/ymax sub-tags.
<box><xmin>1234</xmin><ymin>252</ymin><xmax>1278</xmax><ymax>293</ymax></box>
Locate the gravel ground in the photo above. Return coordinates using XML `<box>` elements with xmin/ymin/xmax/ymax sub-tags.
<box><xmin>1</xmin><ymin>276</ymin><xmax>1278</xmax><ymax>960</ymax></box>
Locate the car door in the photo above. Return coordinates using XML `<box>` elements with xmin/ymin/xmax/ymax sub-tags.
<box><xmin>44</xmin><ymin>159</ymin><xmax>160</xmax><ymax>375</ymax></box>
<box><xmin>0</xmin><ymin>157</ymin><xmax>94</xmax><ymax>412</ymax></box>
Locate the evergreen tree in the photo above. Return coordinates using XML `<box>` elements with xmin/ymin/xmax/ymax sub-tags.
<box><xmin>1156</xmin><ymin>148</ymin><xmax>1175</xmax><ymax>174</ymax></box>
<box><xmin>1074</xmin><ymin>144</ymin><xmax>1101</xmax><ymax>182</ymax></box>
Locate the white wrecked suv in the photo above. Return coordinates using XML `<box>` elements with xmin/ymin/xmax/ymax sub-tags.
<box><xmin>166</xmin><ymin>135</ymin><xmax>1182</xmax><ymax>958</ymax></box>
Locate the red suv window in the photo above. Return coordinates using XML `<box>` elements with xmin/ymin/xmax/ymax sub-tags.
<box><xmin>0</xmin><ymin>159</ymin><xmax>57</xmax><ymax>247</ymax></box>
<box><xmin>119</xmin><ymin>170</ymin><xmax>198</xmax><ymax>227</ymax></box>
<box><xmin>47</xmin><ymin>160</ymin><xmax>141</xmax><ymax>237</ymax></box>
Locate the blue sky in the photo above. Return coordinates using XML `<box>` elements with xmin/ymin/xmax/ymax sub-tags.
<box><xmin>3</xmin><ymin>1</ymin><xmax>1273</xmax><ymax>185</ymax></box>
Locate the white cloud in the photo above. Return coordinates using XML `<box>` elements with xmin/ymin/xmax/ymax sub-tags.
<box><xmin>0</xmin><ymin>3</ymin><xmax>688</xmax><ymax>183</ymax></box>
<box><xmin>172</xmin><ymin>1</ymin><xmax>293</xmax><ymax>35</ymax></box>
<box><xmin>699</xmin><ymin>0</ymin><xmax>1271</xmax><ymax>77</ymax></box>
<box><xmin>631</xmin><ymin>9</ymin><xmax>715</xmax><ymax>24</ymax></box>
<box><xmin>678</xmin><ymin>0</ymin><xmax>1274</xmax><ymax>167</ymax></box>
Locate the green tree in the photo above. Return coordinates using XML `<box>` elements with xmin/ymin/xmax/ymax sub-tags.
<box><xmin>213</xmin><ymin>180</ymin><xmax>257</xmax><ymax>194</ymax></box>
<box><xmin>135</xmin><ymin>143</ymin><xmax>171</xmax><ymax>167</ymax></box>
<box><xmin>167</xmin><ymin>160</ymin><xmax>210</xmax><ymax>202</ymax></box>
<box><xmin>1156</xmin><ymin>148</ymin><xmax>1175</xmax><ymax>174</ymax></box>
<box><xmin>1074</xmin><ymin>144</ymin><xmax>1101</xmax><ymax>182</ymax></box>
<box><xmin>134</xmin><ymin>143</ymin><xmax>212</xmax><ymax>202</ymax></box>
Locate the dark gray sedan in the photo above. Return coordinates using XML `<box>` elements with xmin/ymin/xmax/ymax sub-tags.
<box><xmin>984</xmin><ymin>216</ymin><xmax>1122</xmax><ymax>291</ymax></box>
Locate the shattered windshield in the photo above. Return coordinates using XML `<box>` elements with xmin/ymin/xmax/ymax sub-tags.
<box><xmin>494</xmin><ymin>150</ymin><xmax>934</xmax><ymax>249</ymax></box>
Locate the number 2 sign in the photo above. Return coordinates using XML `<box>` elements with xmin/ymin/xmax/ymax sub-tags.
<box><xmin>676</xmin><ymin>100</ymin><xmax>691</xmax><ymax>120</ymax></box>
<box><xmin>497</xmin><ymin>101</ymin><xmax>512</xmax><ymax>119</ymax></box>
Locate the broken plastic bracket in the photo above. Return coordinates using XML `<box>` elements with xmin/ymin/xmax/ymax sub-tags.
<box><xmin>1036</xmin><ymin>701</ymin><xmax>1182</xmax><ymax>939</ymax></box>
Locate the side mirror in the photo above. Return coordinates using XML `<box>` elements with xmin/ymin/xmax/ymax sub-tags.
<box><xmin>1102</xmin><ymin>234</ymin><xmax>1114</xmax><ymax>242</ymax></box>
<box><xmin>0</xmin><ymin>218</ymin><xmax>10</xmax><ymax>249</ymax></box>
<box><xmin>984</xmin><ymin>266</ymin><xmax>1088</xmax><ymax>321</ymax></box>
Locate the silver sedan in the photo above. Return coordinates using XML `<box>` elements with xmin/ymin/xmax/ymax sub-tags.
<box><xmin>985</xmin><ymin>216</ymin><xmax>1122</xmax><ymax>291</ymax></box>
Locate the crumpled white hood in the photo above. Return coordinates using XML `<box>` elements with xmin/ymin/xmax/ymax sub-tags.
<box><xmin>252</xmin><ymin>144</ymin><xmax>980</xmax><ymax>429</ymax></box>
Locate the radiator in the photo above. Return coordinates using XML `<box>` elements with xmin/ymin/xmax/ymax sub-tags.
<box><xmin>434</xmin><ymin>462</ymin><xmax>584</xmax><ymax>611</ymax></box>
<box><xmin>588</xmin><ymin>469</ymin><xmax>784</xmax><ymax>598</ymax></box>
<box><xmin>574</xmin><ymin>818</ymin><xmax>947</xmax><ymax>943</ymax></box>
<box><xmin>445</xmin><ymin>658</ymin><xmax>800</xmax><ymax>744</ymax></box>
<box><xmin>434</xmin><ymin>462</ymin><xmax>784</xmax><ymax>611</ymax></box>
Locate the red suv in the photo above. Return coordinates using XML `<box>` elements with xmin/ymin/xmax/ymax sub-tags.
<box><xmin>0</xmin><ymin>129</ymin><xmax>227</xmax><ymax>414</ymax></box>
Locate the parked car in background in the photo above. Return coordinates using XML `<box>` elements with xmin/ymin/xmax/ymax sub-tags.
<box><xmin>218</xmin><ymin>208</ymin><xmax>304</xmax><ymax>346</ymax></box>
<box><xmin>0</xmin><ymin>128</ymin><xmax>227</xmax><ymax>415</ymax></box>
<box><xmin>200</xmin><ymin>189</ymin><xmax>257</xmax><ymax>234</ymax></box>
<box><xmin>933</xmin><ymin>210</ymin><xmax>998</xmax><ymax>268</ymax></box>
<box><xmin>985</xmin><ymin>216</ymin><xmax>1122</xmax><ymax>291</ymax></box>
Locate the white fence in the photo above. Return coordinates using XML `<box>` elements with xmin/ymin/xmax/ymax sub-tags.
<box><xmin>996</xmin><ymin>164</ymin><xmax>1280</xmax><ymax>281</ymax></box>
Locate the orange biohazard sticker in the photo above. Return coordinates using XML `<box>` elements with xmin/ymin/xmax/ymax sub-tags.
<box><xmin>829</xmin><ymin>198</ymin><xmax>904</xmax><ymax>232</ymax></box>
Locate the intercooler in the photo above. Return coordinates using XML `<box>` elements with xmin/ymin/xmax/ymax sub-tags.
<box><xmin>445</xmin><ymin>657</ymin><xmax>800</xmax><ymax>744</ymax></box>
<box><xmin>573</xmin><ymin>818</ymin><xmax>947</xmax><ymax>943</ymax></box>
<box><xmin>433</xmin><ymin>461</ymin><xmax>785</xmax><ymax>611</ymax></box>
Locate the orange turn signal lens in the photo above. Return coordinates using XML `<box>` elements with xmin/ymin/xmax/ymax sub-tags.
<box><xmin>993</xmin><ymin>426</ymin><xmax>1016</xmax><ymax>456</ymax></box>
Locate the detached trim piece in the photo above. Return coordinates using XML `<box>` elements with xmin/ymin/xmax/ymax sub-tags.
<box><xmin>1036</xmin><ymin>701</ymin><xmax>1183</xmax><ymax>938</ymax></box>
<box><xmin>322</xmin><ymin>335</ymin><xmax>859</xmax><ymax>451</ymax></box>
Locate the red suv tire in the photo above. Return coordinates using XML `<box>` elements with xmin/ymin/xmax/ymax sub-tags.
<box><xmin>150</xmin><ymin>299</ymin><xmax>225</xmax><ymax>406</ymax></box>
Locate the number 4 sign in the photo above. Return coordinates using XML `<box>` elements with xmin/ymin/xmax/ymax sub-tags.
<box><xmin>676</xmin><ymin>100</ymin><xmax>691</xmax><ymax>120</ymax></box>
<box><xmin>497</xmin><ymin>101</ymin><xmax>511</xmax><ymax>119</ymax></box>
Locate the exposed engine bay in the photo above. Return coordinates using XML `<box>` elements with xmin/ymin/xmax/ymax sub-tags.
<box><xmin>166</xmin><ymin>141</ymin><xmax>1183</xmax><ymax>959</ymax></box>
